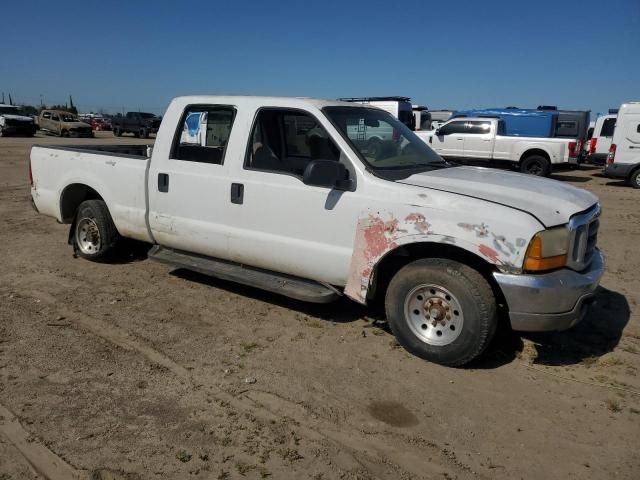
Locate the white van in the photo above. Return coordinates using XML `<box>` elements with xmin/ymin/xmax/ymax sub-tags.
<box><xmin>339</xmin><ymin>97</ymin><xmax>415</xmax><ymax>129</ymax></box>
<box><xmin>586</xmin><ymin>114</ymin><xmax>616</xmax><ymax>164</ymax></box>
<box><xmin>604</xmin><ymin>102</ymin><xmax>640</xmax><ymax>188</ymax></box>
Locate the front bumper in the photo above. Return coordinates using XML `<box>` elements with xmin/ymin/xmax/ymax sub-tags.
<box><xmin>2</xmin><ymin>124</ymin><xmax>37</xmax><ymax>135</ymax></box>
<box><xmin>493</xmin><ymin>249</ymin><xmax>604</xmax><ymax>332</ymax></box>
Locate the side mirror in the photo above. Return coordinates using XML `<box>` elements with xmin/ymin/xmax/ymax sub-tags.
<box><xmin>435</xmin><ymin>128</ymin><xmax>443</xmax><ymax>135</ymax></box>
<box><xmin>303</xmin><ymin>160</ymin><xmax>351</xmax><ymax>190</ymax></box>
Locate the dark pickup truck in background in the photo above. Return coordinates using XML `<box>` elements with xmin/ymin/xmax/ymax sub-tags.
<box><xmin>112</xmin><ymin>111</ymin><xmax>162</xmax><ymax>138</ymax></box>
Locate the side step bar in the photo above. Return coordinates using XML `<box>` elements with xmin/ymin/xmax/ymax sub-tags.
<box><xmin>148</xmin><ymin>245</ymin><xmax>341</xmax><ymax>304</ymax></box>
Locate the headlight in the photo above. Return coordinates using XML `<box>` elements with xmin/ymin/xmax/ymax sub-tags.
<box><xmin>524</xmin><ymin>226</ymin><xmax>570</xmax><ymax>272</ymax></box>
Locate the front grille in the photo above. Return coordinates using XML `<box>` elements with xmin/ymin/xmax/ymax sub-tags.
<box><xmin>567</xmin><ymin>204</ymin><xmax>600</xmax><ymax>271</ymax></box>
<box><xmin>6</xmin><ymin>119</ymin><xmax>32</xmax><ymax>127</ymax></box>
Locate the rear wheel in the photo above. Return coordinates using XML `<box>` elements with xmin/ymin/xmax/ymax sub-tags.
<box><xmin>520</xmin><ymin>155</ymin><xmax>551</xmax><ymax>176</ymax></box>
<box><xmin>385</xmin><ymin>258</ymin><xmax>497</xmax><ymax>367</ymax></box>
<box><xmin>73</xmin><ymin>200</ymin><xmax>120</xmax><ymax>261</ymax></box>
<box><xmin>113</xmin><ymin>127</ymin><xmax>122</xmax><ymax>137</ymax></box>
<box><xmin>139</xmin><ymin>128</ymin><xmax>149</xmax><ymax>138</ymax></box>
<box><xmin>630</xmin><ymin>169</ymin><xmax>640</xmax><ymax>189</ymax></box>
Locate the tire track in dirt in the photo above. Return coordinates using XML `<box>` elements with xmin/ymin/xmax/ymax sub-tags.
<box><xmin>0</xmin><ymin>403</ymin><xmax>88</xmax><ymax>480</ymax></box>
<box><xmin>10</xmin><ymin>284</ymin><xmax>480</xmax><ymax>479</ymax></box>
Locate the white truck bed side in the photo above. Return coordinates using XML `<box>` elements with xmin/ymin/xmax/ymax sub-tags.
<box><xmin>30</xmin><ymin>146</ymin><xmax>152</xmax><ymax>242</ymax></box>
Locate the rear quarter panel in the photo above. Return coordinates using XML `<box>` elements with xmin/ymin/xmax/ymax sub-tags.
<box><xmin>30</xmin><ymin>146</ymin><xmax>151</xmax><ymax>241</ymax></box>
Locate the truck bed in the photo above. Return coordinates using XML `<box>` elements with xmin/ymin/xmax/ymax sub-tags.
<box><xmin>30</xmin><ymin>144</ymin><xmax>152</xmax><ymax>242</ymax></box>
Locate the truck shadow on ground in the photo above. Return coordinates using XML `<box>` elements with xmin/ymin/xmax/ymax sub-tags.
<box><xmin>500</xmin><ymin>287</ymin><xmax>628</xmax><ymax>367</ymax></box>
<box><xmin>170</xmin><ymin>270</ymin><xmax>629</xmax><ymax>369</ymax></box>
<box><xmin>550</xmin><ymin>173</ymin><xmax>592</xmax><ymax>183</ymax></box>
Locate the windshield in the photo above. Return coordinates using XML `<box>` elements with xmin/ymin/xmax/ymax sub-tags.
<box><xmin>0</xmin><ymin>106</ymin><xmax>20</xmax><ymax>115</ymax></box>
<box><xmin>324</xmin><ymin>106</ymin><xmax>447</xmax><ymax>173</ymax></box>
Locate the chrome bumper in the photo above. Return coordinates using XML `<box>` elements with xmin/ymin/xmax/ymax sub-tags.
<box><xmin>493</xmin><ymin>250</ymin><xmax>604</xmax><ymax>332</ymax></box>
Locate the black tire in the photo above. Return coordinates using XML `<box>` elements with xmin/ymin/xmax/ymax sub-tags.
<box><xmin>0</xmin><ymin>127</ymin><xmax>6</xmax><ymax>137</ymax></box>
<box><xmin>61</xmin><ymin>130</ymin><xmax>69</xmax><ymax>138</ymax></box>
<box><xmin>520</xmin><ymin>155</ymin><xmax>551</xmax><ymax>176</ymax></box>
<box><xmin>630</xmin><ymin>169</ymin><xmax>640</xmax><ymax>189</ymax></box>
<box><xmin>140</xmin><ymin>128</ymin><xmax>149</xmax><ymax>139</ymax></box>
<box><xmin>73</xmin><ymin>200</ymin><xmax>120</xmax><ymax>261</ymax></box>
<box><xmin>385</xmin><ymin>258</ymin><xmax>497</xmax><ymax>367</ymax></box>
<box><xmin>114</xmin><ymin>127</ymin><xmax>122</xmax><ymax>137</ymax></box>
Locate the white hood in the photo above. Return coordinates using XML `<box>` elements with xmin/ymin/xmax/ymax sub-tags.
<box><xmin>399</xmin><ymin>166</ymin><xmax>598</xmax><ymax>227</ymax></box>
<box><xmin>2</xmin><ymin>114</ymin><xmax>34</xmax><ymax>122</ymax></box>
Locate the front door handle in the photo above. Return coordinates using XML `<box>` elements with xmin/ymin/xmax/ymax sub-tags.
<box><xmin>158</xmin><ymin>173</ymin><xmax>169</xmax><ymax>193</ymax></box>
<box><xmin>231</xmin><ymin>183</ymin><xmax>244</xmax><ymax>204</ymax></box>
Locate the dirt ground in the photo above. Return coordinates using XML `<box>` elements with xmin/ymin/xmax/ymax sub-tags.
<box><xmin>1</xmin><ymin>131</ymin><xmax>639</xmax><ymax>480</ymax></box>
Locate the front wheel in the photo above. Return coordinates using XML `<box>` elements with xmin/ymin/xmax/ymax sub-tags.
<box><xmin>73</xmin><ymin>200</ymin><xmax>121</xmax><ymax>261</ymax></box>
<box><xmin>520</xmin><ymin>155</ymin><xmax>551</xmax><ymax>176</ymax></box>
<box><xmin>385</xmin><ymin>258</ymin><xmax>497</xmax><ymax>367</ymax></box>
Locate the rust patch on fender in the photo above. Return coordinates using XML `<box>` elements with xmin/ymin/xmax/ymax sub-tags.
<box><xmin>346</xmin><ymin>215</ymin><xmax>399</xmax><ymax>303</ymax></box>
<box><xmin>478</xmin><ymin>244</ymin><xmax>499</xmax><ymax>263</ymax></box>
<box><xmin>404</xmin><ymin>213</ymin><xmax>431</xmax><ymax>234</ymax></box>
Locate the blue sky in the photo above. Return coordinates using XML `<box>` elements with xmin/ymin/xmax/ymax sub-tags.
<box><xmin>2</xmin><ymin>0</ymin><xmax>638</xmax><ymax>116</ymax></box>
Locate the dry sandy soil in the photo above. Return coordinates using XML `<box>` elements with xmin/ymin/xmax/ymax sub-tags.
<box><xmin>1</xmin><ymin>132</ymin><xmax>639</xmax><ymax>480</ymax></box>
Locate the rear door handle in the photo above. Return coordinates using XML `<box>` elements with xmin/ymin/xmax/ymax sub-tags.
<box><xmin>231</xmin><ymin>183</ymin><xmax>244</xmax><ymax>204</ymax></box>
<box><xmin>158</xmin><ymin>173</ymin><xmax>169</xmax><ymax>193</ymax></box>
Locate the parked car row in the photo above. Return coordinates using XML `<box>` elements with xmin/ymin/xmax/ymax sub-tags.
<box><xmin>340</xmin><ymin>97</ymin><xmax>638</xmax><ymax>187</ymax></box>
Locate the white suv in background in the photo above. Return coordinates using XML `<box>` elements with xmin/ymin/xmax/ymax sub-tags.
<box><xmin>586</xmin><ymin>114</ymin><xmax>616</xmax><ymax>164</ymax></box>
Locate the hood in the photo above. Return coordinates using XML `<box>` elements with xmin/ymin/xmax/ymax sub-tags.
<box><xmin>2</xmin><ymin>114</ymin><xmax>34</xmax><ymax>122</ymax></box>
<box><xmin>399</xmin><ymin>166</ymin><xmax>598</xmax><ymax>227</ymax></box>
<box><xmin>64</xmin><ymin>121</ymin><xmax>91</xmax><ymax>128</ymax></box>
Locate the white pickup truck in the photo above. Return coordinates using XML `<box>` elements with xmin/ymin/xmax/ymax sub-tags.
<box><xmin>416</xmin><ymin>117</ymin><xmax>580</xmax><ymax>176</ymax></box>
<box><xmin>30</xmin><ymin>96</ymin><xmax>604</xmax><ymax>366</ymax></box>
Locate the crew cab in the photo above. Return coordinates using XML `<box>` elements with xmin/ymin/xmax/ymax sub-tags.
<box><xmin>416</xmin><ymin>117</ymin><xmax>580</xmax><ymax>176</ymax></box>
<box><xmin>112</xmin><ymin>111</ymin><xmax>162</xmax><ymax>138</ymax></box>
<box><xmin>30</xmin><ymin>96</ymin><xmax>604</xmax><ymax>366</ymax></box>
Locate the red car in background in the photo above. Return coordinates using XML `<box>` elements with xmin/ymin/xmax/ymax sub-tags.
<box><xmin>88</xmin><ymin>117</ymin><xmax>112</xmax><ymax>131</ymax></box>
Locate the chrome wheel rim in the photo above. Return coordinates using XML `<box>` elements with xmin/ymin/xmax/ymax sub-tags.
<box><xmin>404</xmin><ymin>284</ymin><xmax>464</xmax><ymax>346</ymax></box>
<box><xmin>76</xmin><ymin>218</ymin><xmax>101</xmax><ymax>255</ymax></box>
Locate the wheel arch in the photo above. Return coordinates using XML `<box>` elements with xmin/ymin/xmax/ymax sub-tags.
<box><xmin>59</xmin><ymin>183</ymin><xmax>105</xmax><ymax>223</ymax></box>
<box><xmin>519</xmin><ymin>148</ymin><xmax>550</xmax><ymax>163</ymax></box>
<box><xmin>368</xmin><ymin>241</ymin><xmax>507</xmax><ymax>308</ymax></box>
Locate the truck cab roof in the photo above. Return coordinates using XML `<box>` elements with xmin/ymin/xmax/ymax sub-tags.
<box><xmin>172</xmin><ymin>95</ymin><xmax>372</xmax><ymax>111</ymax></box>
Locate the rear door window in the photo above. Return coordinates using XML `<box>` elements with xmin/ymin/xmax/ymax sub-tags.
<box><xmin>172</xmin><ymin>106</ymin><xmax>236</xmax><ymax>164</ymax></box>
<box><xmin>600</xmin><ymin>118</ymin><xmax>616</xmax><ymax>137</ymax></box>
<box><xmin>466</xmin><ymin>121</ymin><xmax>492</xmax><ymax>134</ymax></box>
